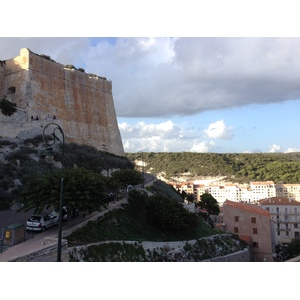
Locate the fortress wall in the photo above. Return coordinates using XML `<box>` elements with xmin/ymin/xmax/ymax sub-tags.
<box><xmin>0</xmin><ymin>48</ymin><xmax>124</xmax><ymax>156</ymax></box>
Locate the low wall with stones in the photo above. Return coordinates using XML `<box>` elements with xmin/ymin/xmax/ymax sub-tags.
<box><xmin>69</xmin><ymin>235</ymin><xmax>251</xmax><ymax>262</ymax></box>
<box><xmin>8</xmin><ymin>238</ymin><xmax>68</xmax><ymax>262</ymax></box>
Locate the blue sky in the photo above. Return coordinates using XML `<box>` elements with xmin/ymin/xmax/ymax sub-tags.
<box><xmin>1</xmin><ymin>4</ymin><xmax>300</xmax><ymax>154</ymax></box>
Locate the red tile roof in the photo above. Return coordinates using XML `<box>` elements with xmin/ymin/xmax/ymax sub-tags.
<box><xmin>223</xmin><ymin>200</ymin><xmax>270</xmax><ymax>217</ymax></box>
<box><xmin>259</xmin><ymin>197</ymin><xmax>300</xmax><ymax>206</ymax></box>
<box><xmin>250</xmin><ymin>181</ymin><xmax>274</xmax><ymax>185</ymax></box>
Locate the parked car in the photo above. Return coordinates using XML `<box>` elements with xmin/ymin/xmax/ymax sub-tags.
<box><xmin>26</xmin><ymin>213</ymin><xmax>59</xmax><ymax>232</ymax></box>
<box><xmin>52</xmin><ymin>206</ymin><xmax>68</xmax><ymax>221</ymax></box>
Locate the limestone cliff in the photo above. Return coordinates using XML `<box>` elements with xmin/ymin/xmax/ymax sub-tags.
<box><xmin>0</xmin><ymin>48</ymin><xmax>124</xmax><ymax>156</ymax></box>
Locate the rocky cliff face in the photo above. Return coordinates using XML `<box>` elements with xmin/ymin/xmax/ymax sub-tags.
<box><xmin>0</xmin><ymin>48</ymin><xmax>124</xmax><ymax>156</ymax></box>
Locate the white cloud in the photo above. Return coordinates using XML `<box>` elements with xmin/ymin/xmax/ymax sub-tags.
<box><xmin>204</xmin><ymin>120</ymin><xmax>234</xmax><ymax>139</ymax></box>
<box><xmin>119</xmin><ymin>120</ymin><xmax>215</xmax><ymax>152</ymax></box>
<box><xmin>190</xmin><ymin>141</ymin><xmax>216</xmax><ymax>152</ymax></box>
<box><xmin>107</xmin><ymin>37</ymin><xmax>300</xmax><ymax>118</ymax></box>
<box><xmin>284</xmin><ymin>147</ymin><xmax>300</xmax><ymax>153</ymax></box>
<box><xmin>269</xmin><ymin>144</ymin><xmax>281</xmax><ymax>153</ymax></box>
<box><xmin>2</xmin><ymin>37</ymin><xmax>300</xmax><ymax>119</ymax></box>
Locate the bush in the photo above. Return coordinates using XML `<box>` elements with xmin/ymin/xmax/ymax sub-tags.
<box><xmin>0</xmin><ymin>97</ymin><xmax>16</xmax><ymax>116</ymax></box>
<box><xmin>147</xmin><ymin>195</ymin><xmax>200</xmax><ymax>231</ymax></box>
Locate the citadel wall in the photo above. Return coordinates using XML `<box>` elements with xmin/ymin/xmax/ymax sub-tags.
<box><xmin>0</xmin><ymin>48</ymin><xmax>124</xmax><ymax>156</ymax></box>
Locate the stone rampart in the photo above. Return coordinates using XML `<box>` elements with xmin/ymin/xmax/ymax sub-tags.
<box><xmin>0</xmin><ymin>48</ymin><xmax>124</xmax><ymax>156</ymax></box>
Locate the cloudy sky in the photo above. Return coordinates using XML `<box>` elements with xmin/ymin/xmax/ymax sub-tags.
<box><xmin>1</xmin><ymin>2</ymin><xmax>300</xmax><ymax>154</ymax></box>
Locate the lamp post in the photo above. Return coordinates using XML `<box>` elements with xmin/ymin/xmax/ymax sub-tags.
<box><xmin>139</xmin><ymin>151</ymin><xmax>145</xmax><ymax>189</ymax></box>
<box><xmin>42</xmin><ymin>122</ymin><xmax>65</xmax><ymax>262</ymax></box>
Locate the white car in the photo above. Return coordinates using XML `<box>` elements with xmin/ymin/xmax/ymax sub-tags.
<box><xmin>52</xmin><ymin>206</ymin><xmax>68</xmax><ymax>221</ymax></box>
<box><xmin>26</xmin><ymin>213</ymin><xmax>59</xmax><ymax>232</ymax></box>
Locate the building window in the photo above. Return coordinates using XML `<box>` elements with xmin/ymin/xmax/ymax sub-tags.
<box><xmin>294</xmin><ymin>224</ymin><xmax>298</xmax><ymax>228</ymax></box>
<box><xmin>234</xmin><ymin>227</ymin><xmax>239</xmax><ymax>233</ymax></box>
<box><xmin>234</xmin><ymin>216</ymin><xmax>239</xmax><ymax>222</ymax></box>
<box><xmin>278</xmin><ymin>231</ymin><xmax>280</xmax><ymax>236</ymax></box>
<box><xmin>251</xmin><ymin>217</ymin><xmax>256</xmax><ymax>223</ymax></box>
<box><xmin>253</xmin><ymin>242</ymin><xmax>259</xmax><ymax>248</ymax></box>
<box><xmin>252</xmin><ymin>228</ymin><xmax>258</xmax><ymax>234</ymax></box>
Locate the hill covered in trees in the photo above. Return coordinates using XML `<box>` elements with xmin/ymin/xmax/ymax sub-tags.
<box><xmin>126</xmin><ymin>152</ymin><xmax>300</xmax><ymax>183</ymax></box>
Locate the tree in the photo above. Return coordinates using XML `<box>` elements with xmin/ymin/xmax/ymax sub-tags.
<box><xmin>147</xmin><ymin>195</ymin><xmax>200</xmax><ymax>231</ymax></box>
<box><xmin>197</xmin><ymin>193</ymin><xmax>220</xmax><ymax>216</ymax></box>
<box><xmin>281</xmin><ymin>239</ymin><xmax>300</xmax><ymax>261</ymax></box>
<box><xmin>110</xmin><ymin>169</ymin><xmax>144</xmax><ymax>188</ymax></box>
<box><xmin>127</xmin><ymin>189</ymin><xmax>149</xmax><ymax>223</ymax></box>
<box><xmin>186</xmin><ymin>193</ymin><xmax>195</xmax><ymax>204</ymax></box>
<box><xmin>18</xmin><ymin>167</ymin><xmax>107</xmax><ymax>214</ymax></box>
<box><xmin>0</xmin><ymin>96</ymin><xmax>17</xmax><ymax>116</ymax></box>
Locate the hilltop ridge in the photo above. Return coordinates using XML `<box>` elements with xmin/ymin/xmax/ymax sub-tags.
<box><xmin>126</xmin><ymin>151</ymin><xmax>300</xmax><ymax>184</ymax></box>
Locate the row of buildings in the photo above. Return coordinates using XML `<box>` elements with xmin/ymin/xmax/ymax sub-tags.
<box><xmin>169</xmin><ymin>180</ymin><xmax>300</xmax><ymax>204</ymax></box>
<box><xmin>173</xmin><ymin>180</ymin><xmax>300</xmax><ymax>261</ymax></box>
<box><xmin>218</xmin><ymin>197</ymin><xmax>300</xmax><ymax>261</ymax></box>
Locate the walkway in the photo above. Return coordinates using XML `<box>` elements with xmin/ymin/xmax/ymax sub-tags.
<box><xmin>0</xmin><ymin>198</ymin><xmax>127</xmax><ymax>262</ymax></box>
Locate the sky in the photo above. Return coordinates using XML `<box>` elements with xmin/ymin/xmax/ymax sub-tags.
<box><xmin>1</xmin><ymin>3</ymin><xmax>300</xmax><ymax>155</ymax></box>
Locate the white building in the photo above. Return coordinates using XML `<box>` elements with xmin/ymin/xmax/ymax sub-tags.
<box><xmin>250</xmin><ymin>181</ymin><xmax>276</xmax><ymax>202</ymax></box>
<box><xmin>168</xmin><ymin>180</ymin><xmax>300</xmax><ymax>206</ymax></box>
<box><xmin>208</xmin><ymin>183</ymin><xmax>241</xmax><ymax>205</ymax></box>
<box><xmin>276</xmin><ymin>184</ymin><xmax>300</xmax><ymax>201</ymax></box>
<box><xmin>259</xmin><ymin>197</ymin><xmax>300</xmax><ymax>244</ymax></box>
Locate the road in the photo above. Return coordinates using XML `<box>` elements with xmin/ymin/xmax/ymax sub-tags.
<box><xmin>0</xmin><ymin>208</ymin><xmax>52</xmax><ymax>234</ymax></box>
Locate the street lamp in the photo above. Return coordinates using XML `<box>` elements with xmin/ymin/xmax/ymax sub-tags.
<box><xmin>42</xmin><ymin>122</ymin><xmax>65</xmax><ymax>262</ymax></box>
<box><xmin>139</xmin><ymin>151</ymin><xmax>145</xmax><ymax>189</ymax></box>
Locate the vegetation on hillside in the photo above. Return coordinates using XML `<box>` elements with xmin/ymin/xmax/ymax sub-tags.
<box><xmin>0</xmin><ymin>136</ymin><xmax>133</xmax><ymax>210</ymax></box>
<box><xmin>126</xmin><ymin>152</ymin><xmax>300</xmax><ymax>183</ymax></box>
<box><xmin>18</xmin><ymin>167</ymin><xmax>108</xmax><ymax>215</ymax></box>
<box><xmin>67</xmin><ymin>189</ymin><xmax>220</xmax><ymax>246</ymax></box>
<box><xmin>281</xmin><ymin>239</ymin><xmax>300</xmax><ymax>261</ymax></box>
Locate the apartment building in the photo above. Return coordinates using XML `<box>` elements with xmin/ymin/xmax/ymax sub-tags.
<box><xmin>168</xmin><ymin>180</ymin><xmax>285</xmax><ymax>204</ymax></box>
<box><xmin>208</xmin><ymin>183</ymin><xmax>241</xmax><ymax>204</ymax></box>
<box><xmin>193</xmin><ymin>184</ymin><xmax>207</xmax><ymax>201</ymax></box>
<box><xmin>222</xmin><ymin>200</ymin><xmax>274</xmax><ymax>262</ymax></box>
<box><xmin>275</xmin><ymin>184</ymin><xmax>300</xmax><ymax>201</ymax></box>
<box><xmin>169</xmin><ymin>182</ymin><xmax>194</xmax><ymax>195</ymax></box>
<box><xmin>259</xmin><ymin>197</ymin><xmax>300</xmax><ymax>244</ymax></box>
<box><xmin>250</xmin><ymin>181</ymin><xmax>276</xmax><ymax>202</ymax></box>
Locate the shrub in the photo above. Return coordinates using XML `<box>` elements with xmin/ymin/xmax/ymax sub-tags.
<box><xmin>0</xmin><ymin>97</ymin><xmax>17</xmax><ymax>116</ymax></box>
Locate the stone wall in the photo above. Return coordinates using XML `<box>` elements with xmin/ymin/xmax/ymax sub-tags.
<box><xmin>0</xmin><ymin>48</ymin><xmax>124</xmax><ymax>156</ymax></box>
<box><xmin>8</xmin><ymin>238</ymin><xmax>69</xmax><ymax>262</ymax></box>
<box><xmin>69</xmin><ymin>235</ymin><xmax>251</xmax><ymax>262</ymax></box>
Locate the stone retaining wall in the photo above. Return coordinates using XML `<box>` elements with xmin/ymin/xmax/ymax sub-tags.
<box><xmin>8</xmin><ymin>239</ymin><xmax>68</xmax><ymax>262</ymax></box>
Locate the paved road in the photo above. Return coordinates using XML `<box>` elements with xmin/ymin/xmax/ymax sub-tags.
<box><xmin>0</xmin><ymin>198</ymin><xmax>128</xmax><ymax>261</ymax></box>
<box><xmin>0</xmin><ymin>208</ymin><xmax>52</xmax><ymax>233</ymax></box>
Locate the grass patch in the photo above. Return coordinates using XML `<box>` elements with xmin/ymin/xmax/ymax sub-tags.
<box><xmin>67</xmin><ymin>203</ymin><xmax>220</xmax><ymax>246</ymax></box>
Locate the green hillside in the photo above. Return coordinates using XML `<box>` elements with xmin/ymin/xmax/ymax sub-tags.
<box><xmin>126</xmin><ymin>152</ymin><xmax>300</xmax><ymax>183</ymax></box>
